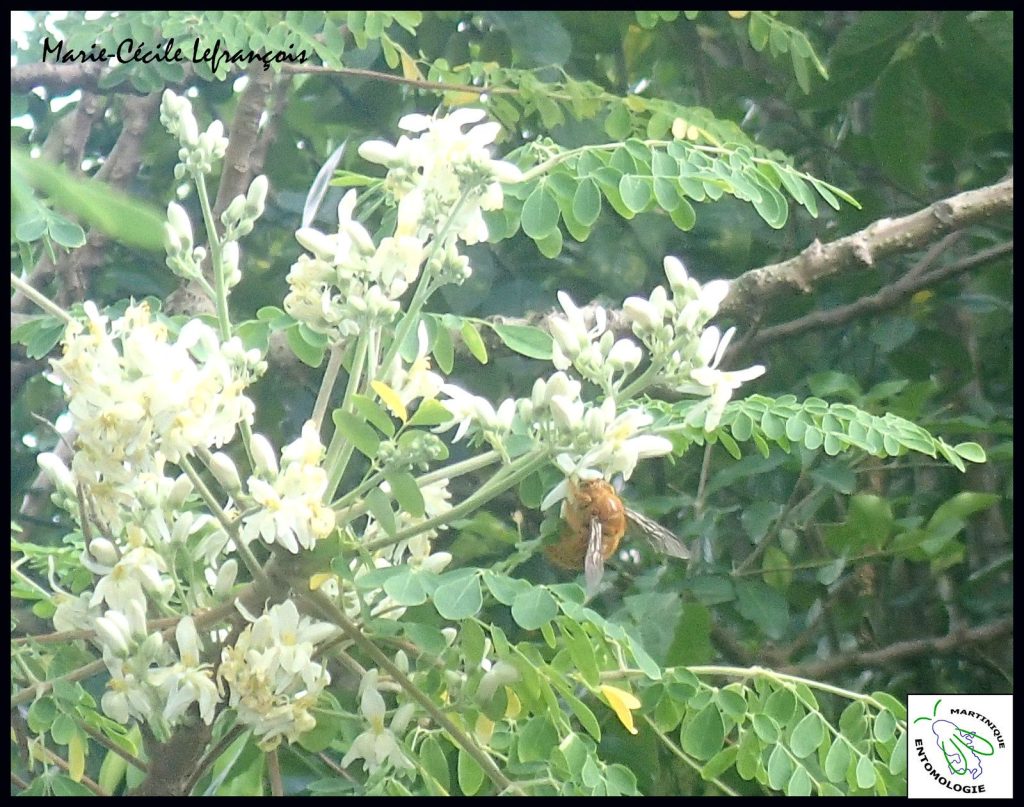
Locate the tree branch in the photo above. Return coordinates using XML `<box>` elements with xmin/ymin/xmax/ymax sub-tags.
<box><xmin>744</xmin><ymin>239</ymin><xmax>1013</xmax><ymax>351</ymax></box>
<box><xmin>722</xmin><ymin>178</ymin><xmax>1013</xmax><ymax>315</ymax></box>
<box><xmin>778</xmin><ymin>616</ymin><xmax>1013</xmax><ymax>679</ymax></box>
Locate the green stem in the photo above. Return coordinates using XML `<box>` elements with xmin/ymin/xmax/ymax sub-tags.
<box><xmin>363</xmin><ymin>450</ymin><xmax>547</xmax><ymax>552</ymax></box>
<box><xmin>324</xmin><ymin>335</ymin><xmax>368</xmax><ymax>498</ymax></box>
<box><xmin>312</xmin><ymin>345</ymin><xmax>345</xmax><ymax>432</ymax></box>
<box><xmin>194</xmin><ymin>173</ymin><xmax>231</xmax><ymax>343</ymax></box>
<box><xmin>332</xmin><ymin>449</ymin><xmax>502</xmax><ymax>523</ymax></box>
<box><xmin>298</xmin><ymin>587</ymin><xmax>522</xmax><ymax>795</ymax></box>
<box><xmin>378</xmin><ymin>192</ymin><xmax>471</xmax><ymax>374</ymax></box>
<box><xmin>10</xmin><ymin>272</ymin><xmax>72</xmax><ymax>323</ymax></box>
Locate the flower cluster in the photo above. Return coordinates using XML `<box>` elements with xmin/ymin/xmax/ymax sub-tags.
<box><xmin>358</xmin><ymin>108</ymin><xmax>523</xmax><ymax>245</ymax></box>
<box><xmin>160</xmin><ymin>90</ymin><xmax>229</xmax><ymax>180</ymax></box>
<box><xmin>218</xmin><ymin>600</ymin><xmax>335</xmax><ymax>750</ymax></box>
<box><xmin>622</xmin><ymin>256</ymin><xmax>764</xmax><ymax>429</ymax></box>
<box><xmin>239</xmin><ymin>421</ymin><xmax>336</xmax><ymax>554</ymax></box>
<box><xmin>51</xmin><ymin>301</ymin><xmax>263</xmax><ymax>512</ymax></box>
<box><xmin>285</xmin><ymin>190</ymin><xmax>426</xmax><ymax>338</ymax></box>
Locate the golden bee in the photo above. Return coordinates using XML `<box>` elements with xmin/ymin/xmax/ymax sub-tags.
<box><xmin>544</xmin><ymin>479</ymin><xmax>690</xmax><ymax>596</ymax></box>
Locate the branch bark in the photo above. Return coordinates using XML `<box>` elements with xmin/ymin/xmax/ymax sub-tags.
<box><xmin>722</xmin><ymin>178</ymin><xmax>1014</xmax><ymax>316</ymax></box>
<box><xmin>778</xmin><ymin>616</ymin><xmax>1013</xmax><ymax>679</ymax></box>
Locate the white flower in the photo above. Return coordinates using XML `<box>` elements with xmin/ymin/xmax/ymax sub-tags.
<box><xmin>341</xmin><ymin>669</ymin><xmax>415</xmax><ymax>774</ymax></box>
<box><xmin>689</xmin><ymin>326</ymin><xmax>765</xmax><ymax>430</ymax></box>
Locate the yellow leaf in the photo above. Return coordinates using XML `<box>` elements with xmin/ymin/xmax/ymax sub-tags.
<box><xmin>474</xmin><ymin>714</ymin><xmax>495</xmax><ymax>745</ymax></box>
<box><xmin>371</xmin><ymin>380</ymin><xmax>408</xmax><ymax>423</ymax></box>
<box><xmin>599</xmin><ymin>684</ymin><xmax>641</xmax><ymax>735</ymax></box>
<box><xmin>728</xmin><ymin>11</ymin><xmax>750</xmax><ymax>19</ymax></box>
<box><xmin>443</xmin><ymin>90</ymin><xmax>484</xmax><ymax>107</ymax></box>
<box><xmin>309</xmin><ymin>573</ymin><xmax>334</xmax><ymax>591</ymax></box>
<box><xmin>68</xmin><ymin>730</ymin><xmax>86</xmax><ymax>782</ymax></box>
<box><xmin>399</xmin><ymin>47</ymin><xmax>424</xmax><ymax>82</ymax></box>
<box><xmin>505</xmin><ymin>687</ymin><xmax>522</xmax><ymax>719</ymax></box>
<box><xmin>672</xmin><ymin>117</ymin><xmax>688</xmax><ymax>140</ymax></box>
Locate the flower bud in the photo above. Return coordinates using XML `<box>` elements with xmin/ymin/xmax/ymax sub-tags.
<box><xmin>166</xmin><ymin>202</ymin><xmax>193</xmax><ymax>249</ymax></box>
<box><xmin>391</xmin><ymin>702</ymin><xmax>416</xmax><ymax>733</ymax></box>
<box><xmin>95</xmin><ymin>611</ymin><xmax>132</xmax><ymax>656</ymax></box>
<box><xmin>88</xmin><ymin>538</ymin><xmax>119</xmax><ymax>567</ymax></box>
<box><xmin>213</xmin><ymin>559</ymin><xmax>238</xmax><ymax>599</ymax></box>
<box><xmin>37</xmin><ymin>452</ymin><xmax>75</xmax><ymax>494</ymax></box>
<box><xmin>608</xmin><ymin>338</ymin><xmax>642</xmax><ymax>370</ymax></box>
<box><xmin>549</xmin><ymin>317</ymin><xmax>583</xmax><ymax>357</ymax></box>
<box><xmin>295</xmin><ymin>227</ymin><xmax>337</xmax><ymax>263</ymax></box>
<box><xmin>249</xmin><ymin>434</ymin><xmax>279</xmax><ymax>477</ymax></box>
<box><xmin>663</xmin><ymin>255</ymin><xmax>689</xmax><ymax>291</ymax></box>
<box><xmin>209</xmin><ymin>452</ymin><xmax>242</xmax><ymax>493</ymax></box>
<box><xmin>698</xmin><ymin>279</ymin><xmax>730</xmax><ymax>318</ymax></box>
<box><xmin>167</xmin><ymin>474</ymin><xmax>194</xmax><ymax>508</ymax></box>
<box><xmin>623</xmin><ymin>296</ymin><xmax>661</xmax><ymax>331</ymax></box>
<box><xmin>245</xmin><ymin>174</ymin><xmax>268</xmax><ymax>218</ymax></box>
<box><xmin>358</xmin><ymin>140</ymin><xmax>399</xmax><ymax>166</ymax></box>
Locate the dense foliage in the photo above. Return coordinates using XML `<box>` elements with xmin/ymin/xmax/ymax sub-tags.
<box><xmin>11</xmin><ymin>11</ymin><xmax>1012</xmax><ymax>797</ymax></box>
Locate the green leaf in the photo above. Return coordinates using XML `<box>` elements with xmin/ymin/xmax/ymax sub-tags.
<box><xmin>767</xmin><ymin>742</ymin><xmax>794</xmax><ymax>791</ymax></box>
<box><xmin>47</xmin><ymin>213</ymin><xmax>87</xmax><ymax>248</ymax></box>
<box><xmin>681</xmin><ymin>703</ymin><xmax>726</xmax><ymax>761</ymax></box>
<box><xmin>433</xmin><ymin>573</ymin><xmax>483</xmax><ymax>619</ymax></box>
<box><xmin>572</xmin><ymin>178</ymin><xmax>602</xmax><ymax>226</ymax></box>
<box><xmin>331</xmin><ymin>410</ymin><xmax>380</xmax><ymax>458</ymax></box>
<box><xmin>855</xmin><ymin>754</ymin><xmax>877</xmax><ymax>789</ymax></box>
<box><xmin>869</xmin><ymin>691</ymin><xmax>906</xmax><ymax>721</ymax></box>
<box><xmin>790</xmin><ymin>712</ymin><xmax>824</xmax><ymax>758</ymax></box>
<box><xmin>824</xmin><ymin>737</ymin><xmax>851</xmax><ymax>782</ymax></box>
<box><xmin>668</xmin><ymin>196</ymin><xmax>697</xmax><ymax>230</ymax></box>
<box><xmin>490</xmin><ymin>323</ymin><xmax>553</xmax><ymax>360</ymax></box>
<box><xmin>460</xmin><ymin>320</ymin><xmax>489</xmax><ymax>364</ymax></box>
<box><xmin>534</xmin><ymin>227</ymin><xmax>563</xmax><ymax>258</ymax></box>
<box><xmin>419</xmin><ymin>736</ymin><xmax>451</xmax><ymax>795</ymax></box>
<box><xmin>27</xmin><ymin>696</ymin><xmax>56</xmax><ymax>732</ymax></box>
<box><xmin>286</xmin><ymin>324</ymin><xmax>326</xmax><ymax>367</ymax></box>
<box><xmin>604</xmin><ymin>103</ymin><xmax>632</xmax><ymax>139</ymax></box>
<box><xmin>350</xmin><ymin>394</ymin><xmax>396</xmax><ymax>438</ymax></box>
<box><xmin>889</xmin><ymin>732</ymin><xmax>907</xmax><ymax>776</ymax></box>
<box><xmin>511</xmin><ymin>587</ymin><xmax>558</xmax><ymax>631</ymax></box>
<box><xmin>365</xmin><ymin>487</ymin><xmax>397</xmax><ymax>537</ymax></box>
<box><xmin>735</xmin><ymin>580</ymin><xmax>789</xmax><ymax>639</ymax></box>
<box><xmin>518</xmin><ymin>715</ymin><xmax>559</xmax><ymax>764</ymax></box>
<box><xmin>618</xmin><ymin>174</ymin><xmax>653</xmax><ymax>213</ymax></box>
<box><xmin>12</xmin><ymin>148</ymin><xmax>165</xmax><ymax>252</ymax></box>
<box><xmin>457</xmin><ymin>747</ymin><xmax>485</xmax><ymax>795</ymax></box>
<box><xmin>873</xmin><ymin>709</ymin><xmax>896</xmax><ymax>743</ymax></box>
<box><xmin>521</xmin><ymin>183</ymin><xmax>560</xmax><ymax>239</ymax></box>
<box><xmin>408</xmin><ymin>399</ymin><xmax>452</xmax><ymax>427</ymax></box>
<box><xmin>701</xmin><ymin>745</ymin><xmax>739</xmax><ymax>781</ymax></box>
<box><xmin>872</xmin><ymin>59</ymin><xmax>930</xmax><ymax>190</ymax></box>
<box><xmin>787</xmin><ymin>766</ymin><xmax>812</xmax><ymax>796</ymax></box>
<box><xmin>432</xmin><ymin>325</ymin><xmax>454</xmax><ymax>374</ymax></box>
<box><xmin>952</xmin><ymin>442</ymin><xmax>985</xmax><ymax>463</ymax></box>
<box><xmin>386</xmin><ymin>470</ymin><xmax>425</xmax><ymax>518</ymax></box>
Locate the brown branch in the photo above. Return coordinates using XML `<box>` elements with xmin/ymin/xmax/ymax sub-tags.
<box><xmin>745</xmin><ymin>240</ymin><xmax>1013</xmax><ymax>351</ymax></box>
<box><xmin>11</xmin><ymin>62</ymin><xmax>105</xmax><ymax>94</ymax></box>
<box><xmin>213</xmin><ymin>68</ymin><xmax>276</xmax><ymax>219</ymax></box>
<box><xmin>250</xmin><ymin>76</ymin><xmax>291</xmax><ymax>177</ymax></box>
<box><xmin>722</xmin><ymin>178</ymin><xmax>1014</xmax><ymax>315</ymax></box>
<box><xmin>778</xmin><ymin>616</ymin><xmax>1013</xmax><ymax>679</ymax></box>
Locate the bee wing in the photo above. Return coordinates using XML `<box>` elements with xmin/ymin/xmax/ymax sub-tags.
<box><xmin>583</xmin><ymin>516</ymin><xmax>605</xmax><ymax>598</ymax></box>
<box><xmin>625</xmin><ymin>508</ymin><xmax>690</xmax><ymax>560</ymax></box>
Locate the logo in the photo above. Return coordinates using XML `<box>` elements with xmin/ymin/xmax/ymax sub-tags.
<box><xmin>908</xmin><ymin>694</ymin><xmax>1012</xmax><ymax>799</ymax></box>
